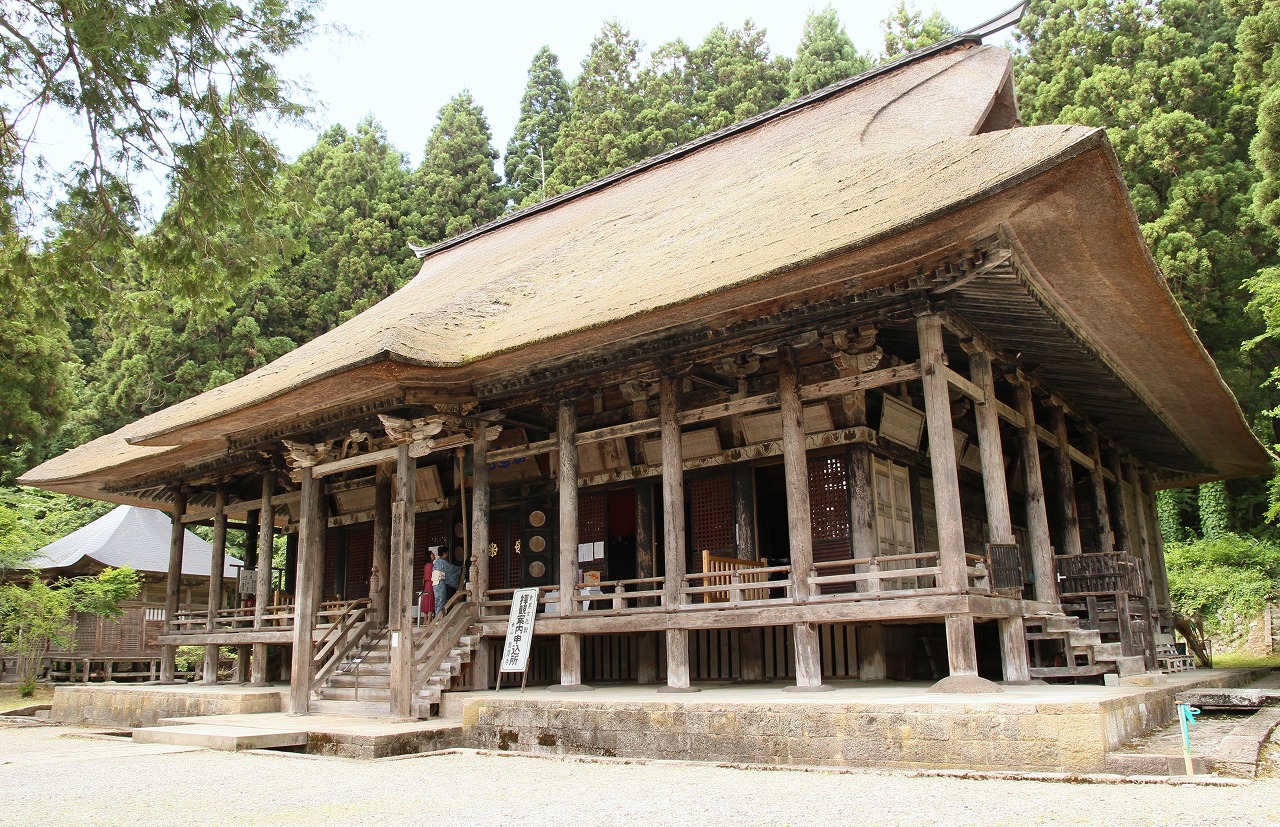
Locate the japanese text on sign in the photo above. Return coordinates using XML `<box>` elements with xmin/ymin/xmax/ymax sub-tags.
<box><xmin>499</xmin><ymin>587</ymin><xmax>540</xmax><ymax>673</ymax></box>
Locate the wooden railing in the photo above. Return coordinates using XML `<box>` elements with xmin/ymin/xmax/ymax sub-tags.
<box><xmin>695</xmin><ymin>551</ymin><xmax>772</xmax><ymax>603</ymax></box>
<box><xmin>1057</xmin><ymin>551</ymin><xmax>1146</xmax><ymax>597</ymax></box>
<box><xmin>808</xmin><ymin>551</ymin><xmax>990</xmax><ymax>597</ymax></box>
<box><xmin>311</xmin><ymin>599</ymin><xmax>374</xmax><ymax>690</ymax></box>
<box><xmin>411</xmin><ymin>591</ymin><xmax>478</xmax><ymax>696</ymax></box>
<box><xmin>168</xmin><ymin>599</ymin><xmax>353</xmax><ymax>635</ymax></box>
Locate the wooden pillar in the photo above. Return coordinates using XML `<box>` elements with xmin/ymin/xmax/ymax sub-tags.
<box><xmin>1085</xmin><ymin>430</ymin><xmax>1114</xmax><ymax>551</ymax></box>
<box><xmin>732</xmin><ymin>465</ymin><xmax>756</xmax><ymax>561</ymax></box>
<box><xmin>778</xmin><ymin>347</ymin><xmax>826</xmax><ymax>690</ymax></box>
<box><xmin>234</xmin><ymin>646</ymin><xmax>250</xmax><ymax>683</ymax></box>
<box><xmin>634</xmin><ymin>482</ymin><xmax>656</xmax><ymax>585</ymax></box>
<box><xmin>636</xmin><ymin>633</ymin><xmax>659</xmax><ymax>684</ymax></box>
<box><xmin>203</xmin><ymin>487</ymin><xmax>228</xmax><ymax>685</ymax></box>
<box><xmin>371</xmin><ymin>463</ymin><xmax>392</xmax><ymax>624</ymax></box>
<box><xmin>558</xmin><ymin>399</ymin><xmax>579</xmax><ymax>618</ymax></box>
<box><xmin>1106</xmin><ymin>449</ymin><xmax>1132</xmax><ymax>553</ymax></box>
<box><xmin>916</xmin><ymin>313</ymin><xmax>967</xmax><ymax>593</ymax></box>
<box><xmin>1049</xmin><ymin>405</ymin><xmax>1084</xmax><ymax>556</ymax></box>
<box><xmin>289</xmin><ymin>466</ymin><xmax>324</xmax><ymax>714</ymax></box>
<box><xmin>388</xmin><ymin>442</ymin><xmax>416</xmax><ymax>718</ymax></box>
<box><xmin>659</xmin><ymin>373</ymin><xmax>696</xmax><ymax>692</ymax></box>
<box><xmin>857</xmin><ymin>623</ymin><xmax>886</xmax><ymax>680</ymax></box>
<box><xmin>999</xmin><ymin>616</ymin><xmax>1031</xmax><ymax>682</ymax></box>
<box><xmin>160</xmin><ymin>488</ymin><xmax>187</xmax><ymax>683</ymax></box>
<box><xmin>1140</xmin><ymin>473</ymin><xmax>1172</xmax><ymax>628</ymax></box>
<box><xmin>469</xmin><ymin>426</ymin><xmax>493</xmax><ymax>690</ymax></box>
<box><xmin>944</xmin><ymin>613</ymin><xmax>979</xmax><ymax>677</ymax></box>
<box><xmin>251</xmin><ymin>470</ymin><xmax>275</xmax><ymax>685</ymax></box>
<box><xmin>1014</xmin><ymin>380</ymin><xmax>1058</xmax><ymax>604</ymax></box>
<box><xmin>969</xmin><ymin>352</ymin><xmax>1014</xmax><ymax>545</ymax></box>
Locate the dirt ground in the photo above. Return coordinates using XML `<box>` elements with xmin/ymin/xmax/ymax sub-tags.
<box><xmin>1</xmin><ymin>719</ymin><xmax>1278</xmax><ymax>827</ymax></box>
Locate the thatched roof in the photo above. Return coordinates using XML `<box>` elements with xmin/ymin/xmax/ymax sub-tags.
<box><xmin>20</xmin><ymin>37</ymin><xmax>1272</xmax><ymax>499</ymax></box>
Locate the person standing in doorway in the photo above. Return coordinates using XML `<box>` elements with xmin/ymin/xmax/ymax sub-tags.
<box><xmin>433</xmin><ymin>547</ymin><xmax>461</xmax><ymax>616</ymax></box>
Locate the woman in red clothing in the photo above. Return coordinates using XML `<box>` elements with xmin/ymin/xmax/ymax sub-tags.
<box><xmin>419</xmin><ymin>557</ymin><xmax>435</xmax><ymax>618</ymax></box>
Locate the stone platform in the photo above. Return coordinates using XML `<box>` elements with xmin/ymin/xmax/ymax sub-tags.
<box><xmin>461</xmin><ymin>670</ymin><xmax>1266</xmax><ymax>773</ymax></box>
<box><xmin>51</xmin><ymin>683</ymin><xmax>288</xmax><ymax>728</ymax></box>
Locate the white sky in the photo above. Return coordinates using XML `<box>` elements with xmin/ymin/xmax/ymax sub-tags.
<box><xmin>272</xmin><ymin>0</ymin><xmax>1013</xmax><ymax>165</ymax></box>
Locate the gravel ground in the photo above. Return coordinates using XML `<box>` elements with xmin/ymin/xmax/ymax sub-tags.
<box><xmin>2</xmin><ymin>722</ymin><xmax>1279</xmax><ymax>827</ymax></box>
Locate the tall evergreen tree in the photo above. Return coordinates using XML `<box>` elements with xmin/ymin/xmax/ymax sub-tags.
<box><xmin>505</xmin><ymin>47</ymin><xmax>573</xmax><ymax>208</ymax></box>
<box><xmin>547</xmin><ymin>20</ymin><xmax>647</xmax><ymax>194</ymax></box>
<box><xmin>881</xmin><ymin>1</ymin><xmax>959</xmax><ymax>59</ymax></box>
<box><xmin>414</xmin><ymin>92</ymin><xmax>504</xmax><ymax>240</ymax></box>
<box><xmin>789</xmin><ymin>5</ymin><xmax>870</xmax><ymax>98</ymax></box>
<box><xmin>688</xmin><ymin>21</ymin><xmax>791</xmax><ymax>133</ymax></box>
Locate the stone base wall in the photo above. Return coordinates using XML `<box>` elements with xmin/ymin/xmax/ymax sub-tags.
<box><xmin>462</xmin><ymin>672</ymin><xmax>1258</xmax><ymax>773</ymax></box>
<box><xmin>51</xmin><ymin>685</ymin><xmax>286</xmax><ymax>728</ymax></box>
<box><xmin>306</xmin><ymin>726</ymin><xmax>464</xmax><ymax>759</ymax></box>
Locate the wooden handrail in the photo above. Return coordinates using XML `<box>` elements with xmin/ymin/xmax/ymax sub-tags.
<box><xmin>311</xmin><ymin>599</ymin><xmax>373</xmax><ymax>691</ymax></box>
<box><xmin>411</xmin><ymin>593</ymin><xmax>479</xmax><ymax>697</ymax></box>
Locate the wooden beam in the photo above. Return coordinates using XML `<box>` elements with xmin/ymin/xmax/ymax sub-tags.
<box><xmin>250</xmin><ymin>471</ymin><xmax>275</xmax><ymax>685</ymax></box>
<box><xmin>799</xmin><ymin>362</ymin><xmax>921</xmax><ymax>403</ymax></box>
<box><xmin>970</xmin><ymin>352</ymin><xmax>1014</xmax><ymax>545</ymax></box>
<box><xmin>1014</xmin><ymin>380</ymin><xmax>1058</xmax><ymax>605</ymax></box>
<box><xmin>778</xmin><ymin>347</ymin><xmax>815</xmax><ymax>603</ymax></box>
<box><xmin>917</xmin><ymin>313</ymin><xmax>967</xmax><ymax>594</ymax></box>
<box><xmin>160</xmin><ymin>489</ymin><xmax>187</xmax><ymax>682</ymax></box>
<box><xmin>995</xmin><ymin>400</ymin><xmax>1025</xmax><ymax>429</ymax></box>
<box><xmin>660</xmin><ymin>373</ymin><xmax>689</xmax><ymax>690</ymax></box>
<box><xmin>203</xmin><ymin>488</ymin><xmax>227</xmax><ymax>685</ymax></box>
<box><xmin>558</xmin><ymin>400</ymin><xmax>579</xmax><ymax>623</ymax></box>
<box><xmin>182</xmin><ymin>490</ymin><xmax>300</xmax><ymax>524</ymax></box>
<box><xmin>1085</xmin><ymin>431</ymin><xmax>1114</xmax><ymax>551</ymax></box>
<box><xmin>944</xmin><ymin>366</ymin><xmax>985</xmax><ymax>404</ymax></box>
<box><xmin>1050</xmin><ymin>406</ymin><xmax>1084</xmax><ymax>556</ymax></box>
<box><xmin>388</xmin><ymin>442</ymin><xmax>416</xmax><ymax>718</ymax></box>
<box><xmin>288</xmin><ymin>467</ymin><xmax>323</xmax><ymax>713</ymax></box>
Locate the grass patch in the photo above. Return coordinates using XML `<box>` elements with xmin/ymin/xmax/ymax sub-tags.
<box><xmin>1210</xmin><ymin>651</ymin><xmax>1280</xmax><ymax>669</ymax></box>
<box><xmin>0</xmin><ymin>684</ymin><xmax>55</xmax><ymax>711</ymax></box>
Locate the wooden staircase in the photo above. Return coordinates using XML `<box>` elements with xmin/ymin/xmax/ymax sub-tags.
<box><xmin>1024</xmin><ymin>614</ymin><xmax>1146</xmax><ymax>681</ymax></box>
<box><xmin>412</xmin><ymin>630</ymin><xmax>481</xmax><ymax>719</ymax></box>
<box><xmin>312</xmin><ymin>628</ymin><xmax>394</xmax><ymax>716</ymax></box>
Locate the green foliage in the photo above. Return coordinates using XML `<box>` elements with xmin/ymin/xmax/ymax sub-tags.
<box><xmin>505</xmin><ymin>46</ymin><xmax>572</xmax><ymax>208</ymax></box>
<box><xmin>684</xmin><ymin>21</ymin><xmax>791</xmax><ymax>135</ymax></box>
<box><xmin>1165</xmin><ymin>533</ymin><xmax>1280</xmax><ymax>638</ymax></box>
<box><xmin>413</xmin><ymin>92</ymin><xmax>505</xmax><ymax>240</ymax></box>
<box><xmin>0</xmin><ymin>0</ymin><xmax>318</xmax><ymax>313</ymax></box>
<box><xmin>0</xmin><ymin>487</ymin><xmax>113</xmax><ymax>571</ymax></box>
<box><xmin>1199</xmin><ymin>480</ymin><xmax>1231</xmax><ymax>537</ymax></box>
<box><xmin>789</xmin><ymin>5</ymin><xmax>870</xmax><ymax>98</ymax></box>
<box><xmin>547</xmin><ymin>20</ymin><xmax>647</xmax><ymax>194</ymax></box>
<box><xmin>881</xmin><ymin>1</ymin><xmax>959</xmax><ymax>59</ymax></box>
<box><xmin>1157</xmin><ymin>488</ymin><xmax>1190</xmax><ymax>543</ymax></box>
<box><xmin>0</xmin><ymin>566</ymin><xmax>140</xmax><ymax>696</ymax></box>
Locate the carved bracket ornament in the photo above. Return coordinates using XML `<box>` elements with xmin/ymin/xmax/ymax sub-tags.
<box><xmin>282</xmin><ymin>440</ymin><xmax>332</xmax><ymax>471</ymax></box>
<box><xmin>825</xmin><ymin>326</ymin><xmax>882</xmax><ymax>373</ymax></box>
<box><xmin>378</xmin><ymin>414</ymin><xmax>446</xmax><ymax>445</ymax></box>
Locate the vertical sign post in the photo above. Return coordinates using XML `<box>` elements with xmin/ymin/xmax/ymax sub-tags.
<box><xmin>497</xmin><ymin>587</ymin><xmax>540</xmax><ymax>691</ymax></box>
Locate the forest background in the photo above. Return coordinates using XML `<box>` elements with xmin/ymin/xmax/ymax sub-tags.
<box><xmin>1</xmin><ymin>0</ymin><xmax>1278</xmax><ymax>653</ymax></box>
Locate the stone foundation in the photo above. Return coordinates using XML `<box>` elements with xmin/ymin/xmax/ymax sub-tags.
<box><xmin>461</xmin><ymin>671</ymin><xmax>1259</xmax><ymax>773</ymax></box>
<box><xmin>51</xmin><ymin>684</ymin><xmax>287</xmax><ymax>728</ymax></box>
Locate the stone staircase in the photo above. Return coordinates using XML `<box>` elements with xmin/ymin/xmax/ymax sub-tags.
<box><xmin>1024</xmin><ymin>614</ymin><xmax>1147</xmax><ymax>682</ymax></box>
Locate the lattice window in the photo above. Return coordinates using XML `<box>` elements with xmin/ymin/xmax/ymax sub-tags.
<box><xmin>809</xmin><ymin>454</ymin><xmax>850</xmax><ymax>541</ymax></box>
<box><xmin>323</xmin><ymin>532</ymin><xmax>338</xmax><ymax>601</ymax></box>
<box><xmin>99</xmin><ymin>617</ymin><xmax>122</xmax><ymax>652</ymax></box>
<box><xmin>121</xmin><ymin>607</ymin><xmax>142</xmax><ymax>651</ymax></box>
<box><xmin>690</xmin><ymin>473</ymin><xmax>735</xmax><ymax>562</ymax></box>
<box><xmin>578</xmin><ymin>493</ymin><xmax>608</xmax><ymax>543</ymax></box>
<box><xmin>413</xmin><ymin>513</ymin><xmax>450</xmax><ymax>572</ymax></box>
<box><xmin>74</xmin><ymin>613</ymin><xmax>97</xmax><ymax>653</ymax></box>
<box><xmin>345</xmin><ymin>523</ymin><xmax>373</xmax><ymax>600</ymax></box>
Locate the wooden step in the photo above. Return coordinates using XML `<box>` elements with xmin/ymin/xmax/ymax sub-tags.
<box><xmin>309</xmin><ymin>698</ymin><xmax>392</xmax><ymax>716</ymax></box>
<box><xmin>1029</xmin><ymin>664</ymin><xmax>1111</xmax><ymax>678</ymax></box>
<box><xmin>134</xmin><ymin>724</ymin><xmax>308</xmax><ymax>751</ymax></box>
<box><xmin>326</xmin><ymin>674</ymin><xmax>390</xmax><ymax>689</ymax></box>
<box><xmin>318</xmin><ymin>687</ymin><xmax>391</xmax><ymax>701</ymax></box>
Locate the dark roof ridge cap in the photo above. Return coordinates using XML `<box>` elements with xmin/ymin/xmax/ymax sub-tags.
<box><xmin>411</xmin><ymin>35</ymin><xmax>987</xmax><ymax>263</ymax></box>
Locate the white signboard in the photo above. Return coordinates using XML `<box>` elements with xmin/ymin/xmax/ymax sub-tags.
<box><xmin>238</xmin><ymin>568</ymin><xmax>256</xmax><ymax>595</ymax></box>
<box><xmin>499</xmin><ymin>588</ymin><xmax>540</xmax><ymax>673</ymax></box>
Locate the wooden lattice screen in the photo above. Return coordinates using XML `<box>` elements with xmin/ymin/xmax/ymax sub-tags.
<box><xmin>345</xmin><ymin>523</ymin><xmax>373</xmax><ymax>600</ymax></box>
<box><xmin>809</xmin><ymin>454</ymin><xmax>851</xmax><ymax>563</ymax></box>
<box><xmin>578</xmin><ymin>493</ymin><xmax>608</xmax><ymax>543</ymax></box>
<box><xmin>413</xmin><ymin>513</ymin><xmax>449</xmax><ymax>572</ymax></box>
<box><xmin>690</xmin><ymin>473</ymin><xmax>735</xmax><ymax>565</ymax></box>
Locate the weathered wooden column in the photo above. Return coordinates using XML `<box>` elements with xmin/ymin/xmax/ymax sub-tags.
<box><xmin>553</xmin><ymin>398</ymin><xmax>588</xmax><ymax>691</ymax></box>
<box><xmin>469</xmin><ymin>424</ymin><xmax>493</xmax><ymax>689</ymax></box>
<box><xmin>1049</xmin><ymin>405</ymin><xmax>1084</xmax><ymax>556</ymax></box>
<box><xmin>251</xmin><ymin>470</ymin><xmax>275</xmax><ymax>685</ymax></box>
<box><xmin>1013</xmin><ymin>379</ymin><xmax>1058</xmax><ymax>604</ymax></box>
<box><xmin>1121</xmin><ymin>459</ymin><xmax>1159</xmax><ymax>668</ymax></box>
<box><xmin>1085</xmin><ymin>430</ymin><xmax>1114</xmax><ymax>551</ymax></box>
<box><xmin>203</xmin><ymin>487</ymin><xmax>228</xmax><ymax>684</ymax></box>
<box><xmin>969</xmin><ymin>352</ymin><xmax>1014</xmax><ymax>546</ymax></box>
<box><xmin>917</xmin><ymin>313</ymin><xmax>978</xmax><ymax>678</ymax></box>
<box><xmin>289</xmin><ymin>463</ymin><xmax>324</xmax><ymax>713</ymax></box>
<box><xmin>371</xmin><ymin>463</ymin><xmax>392</xmax><ymax>625</ymax></box>
<box><xmin>160</xmin><ymin>488</ymin><xmax>188</xmax><ymax>682</ymax></box>
<box><xmin>777</xmin><ymin>346</ymin><xmax>827</xmax><ymax>690</ymax></box>
<box><xmin>1105</xmin><ymin>449</ymin><xmax>1132</xmax><ymax>553</ymax></box>
<box><xmin>388</xmin><ymin>439</ymin><xmax>416</xmax><ymax>718</ymax></box>
<box><xmin>1139</xmin><ymin>472</ymin><xmax>1173</xmax><ymax>630</ymax></box>
<box><xmin>634</xmin><ymin>481</ymin><xmax>659</xmax><ymax>684</ymax></box>
<box><xmin>659</xmin><ymin>372</ymin><xmax>697</xmax><ymax>693</ymax></box>
<box><xmin>971</xmin><ymin>353</ymin><xmax>1027</xmax><ymax>680</ymax></box>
